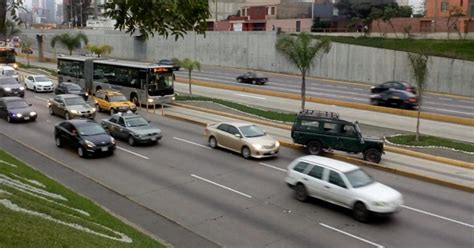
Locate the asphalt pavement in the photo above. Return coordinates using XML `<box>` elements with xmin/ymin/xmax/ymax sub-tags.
<box><xmin>0</xmin><ymin>90</ymin><xmax>472</xmax><ymax>247</ymax></box>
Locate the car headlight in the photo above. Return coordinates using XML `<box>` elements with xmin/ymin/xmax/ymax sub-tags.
<box><xmin>70</xmin><ymin>110</ymin><xmax>79</xmax><ymax>114</ymax></box>
<box><xmin>4</xmin><ymin>88</ymin><xmax>11</xmax><ymax>91</ymax></box>
<box><xmin>30</xmin><ymin>112</ymin><xmax>37</xmax><ymax>116</ymax></box>
<box><xmin>85</xmin><ymin>140</ymin><xmax>96</xmax><ymax>148</ymax></box>
<box><xmin>275</xmin><ymin>141</ymin><xmax>280</xmax><ymax>147</ymax></box>
<box><xmin>19</xmin><ymin>87</ymin><xmax>25</xmax><ymax>91</ymax></box>
<box><xmin>110</xmin><ymin>137</ymin><xmax>115</xmax><ymax>144</ymax></box>
<box><xmin>147</xmin><ymin>98</ymin><xmax>154</xmax><ymax>103</ymax></box>
<box><xmin>85</xmin><ymin>92</ymin><xmax>89</xmax><ymax>96</ymax></box>
<box><xmin>16</xmin><ymin>113</ymin><xmax>22</xmax><ymax>118</ymax></box>
<box><xmin>91</xmin><ymin>108</ymin><xmax>96</xmax><ymax>112</ymax></box>
<box><xmin>252</xmin><ymin>144</ymin><xmax>263</xmax><ymax>149</ymax></box>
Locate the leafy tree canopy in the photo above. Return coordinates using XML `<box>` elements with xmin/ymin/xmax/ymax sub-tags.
<box><xmin>104</xmin><ymin>0</ymin><xmax>210</xmax><ymax>40</ymax></box>
<box><xmin>1</xmin><ymin>0</ymin><xmax>23</xmax><ymax>35</ymax></box>
<box><xmin>335</xmin><ymin>0</ymin><xmax>398</xmax><ymax>19</ymax></box>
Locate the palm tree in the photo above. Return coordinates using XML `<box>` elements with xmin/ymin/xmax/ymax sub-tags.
<box><xmin>407</xmin><ymin>52</ymin><xmax>429</xmax><ymax>142</ymax></box>
<box><xmin>50</xmin><ymin>32</ymin><xmax>89</xmax><ymax>55</ymax></box>
<box><xmin>276</xmin><ymin>33</ymin><xmax>331</xmax><ymax>110</ymax></box>
<box><xmin>21</xmin><ymin>38</ymin><xmax>33</xmax><ymax>66</ymax></box>
<box><xmin>85</xmin><ymin>44</ymin><xmax>113</xmax><ymax>57</ymax></box>
<box><xmin>179</xmin><ymin>58</ymin><xmax>201</xmax><ymax>96</ymax></box>
<box><xmin>1</xmin><ymin>20</ymin><xmax>21</xmax><ymax>44</ymax></box>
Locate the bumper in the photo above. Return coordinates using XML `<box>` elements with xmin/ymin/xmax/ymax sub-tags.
<box><xmin>8</xmin><ymin>115</ymin><xmax>37</xmax><ymax>122</ymax></box>
<box><xmin>3</xmin><ymin>91</ymin><xmax>24</xmax><ymax>97</ymax></box>
<box><xmin>135</xmin><ymin>135</ymin><xmax>162</xmax><ymax>143</ymax></box>
<box><xmin>84</xmin><ymin>145</ymin><xmax>116</xmax><ymax>154</ymax></box>
<box><xmin>368</xmin><ymin>203</ymin><xmax>403</xmax><ymax>214</ymax></box>
<box><xmin>35</xmin><ymin>86</ymin><xmax>54</xmax><ymax>92</ymax></box>
<box><xmin>251</xmin><ymin>147</ymin><xmax>279</xmax><ymax>158</ymax></box>
<box><xmin>112</xmin><ymin>107</ymin><xmax>137</xmax><ymax>113</ymax></box>
<box><xmin>71</xmin><ymin>113</ymin><xmax>96</xmax><ymax>119</ymax></box>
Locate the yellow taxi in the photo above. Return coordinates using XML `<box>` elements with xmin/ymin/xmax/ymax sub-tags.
<box><xmin>93</xmin><ymin>90</ymin><xmax>137</xmax><ymax>114</ymax></box>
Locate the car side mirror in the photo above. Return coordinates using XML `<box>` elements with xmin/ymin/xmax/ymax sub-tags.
<box><xmin>234</xmin><ymin>133</ymin><xmax>242</xmax><ymax>138</ymax></box>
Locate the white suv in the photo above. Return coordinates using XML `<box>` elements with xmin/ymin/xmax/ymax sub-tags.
<box><xmin>286</xmin><ymin>156</ymin><xmax>403</xmax><ymax>222</ymax></box>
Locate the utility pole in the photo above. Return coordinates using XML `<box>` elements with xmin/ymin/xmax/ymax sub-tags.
<box><xmin>214</xmin><ymin>0</ymin><xmax>218</xmax><ymax>31</ymax></box>
<box><xmin>70</xmin><ymin>0</ymin><xmax>73</xmax><ymax>28</ymax></box>
<box><xmin>80</xmin><ymin>0</ymin><xmax>83</xmax><ymax>28</ymax></box>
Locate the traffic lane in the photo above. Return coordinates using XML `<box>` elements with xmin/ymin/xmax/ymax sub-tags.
<box><xmin>176</xmin><ymin>72</ymin><xmax>473</xmax><ymax>118</ymax></box>
<box><xmin>0</xmin><ymin>101</ymin><xmax>372</xmax><ymax>247</ymax></box>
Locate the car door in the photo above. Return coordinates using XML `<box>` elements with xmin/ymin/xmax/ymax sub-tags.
<box><xmin>26</xmin><ymin>76</ymin><xmax>34</xmax><ymax>89</ymax></box>
<box><xmin>215</xmin><ymin>124</ymin><xmax>234</xmax><ymax>149</ymax></box>
<box><xmin>336</xmin><ymin>124</ymin><xmax>360</xmax><ymax>152</ymax></box>
<box><xmin>104</xmin><ymin>116</ymin><xmax>119</xmax><ymax>136</ymax></box>
<box><xmin>0</xmin><ymin>101</ymin><xmax>6</xmax><ymax>119</ymax></box>
<box><xmin>116</xmin><ymin>117</ymin><xmax>128</xmax><ymax>139</ymax></box>
<box><xmin>227</xmin><ymin>125</ymin><xmax>243</xmax><ymax>151</ymax></box>
<box><xmin>58</xmin><ymin>122</ymin><xmax>74</xmax><ymax>147</ymax></box>
<box><xmin>54</xmin><ymin>97</ymin><xmax>66</xmax><ymax>116</ymax></box>
<box><xmin>321</xmin><ymin>170</ymin><xmax>352</xmax><ymax>208</ymax></box>
<box><xmin>322</xmin><ymin>122</ymin><xmax>338</xmax><ymax>149</ymax></box>
<box><xmin>304</xmin><ymin>163</ymin><xmax>327</xmax><ymax>199</ymax></box>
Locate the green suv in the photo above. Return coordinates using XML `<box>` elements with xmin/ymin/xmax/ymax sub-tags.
<box><xmin>291</xmin><ymin>110</ymin><xmax>384</xmax><ymax>163</ymax></box>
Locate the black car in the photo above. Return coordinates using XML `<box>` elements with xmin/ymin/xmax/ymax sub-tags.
<box><xmin>0</xmin><ymin>97</ymin><xmax>37</xmax><ymax>123</ymax></box>
<box><xmin>370</xmin><ymin>89</ymin><xmax>418</xmax><ymax>109</ymax></box>
<box><xmin>54</xmin><ymin>119</ymin><xmax>116</xmax><ymax>158</ymax></box>
<box><xmin>0</xmin><ymin>76</ymin><xmax>24</xmax><ymax>97</ymax></box>
<box><xmin>236</xmin><ymin>71</ymin><xmax>268</xmax><ymax>85</ymax></box>
<box><xmin>371</xmin><ymin>81</ymin><xmax>416</xmax><ymax>95</ymax></box>
<box><xmin>158</xmin><ymin>59</ymin><xmax>180</xmax><ymax>71</ymax></box>
<box><xmin>55</xmin><ymin>82</ymin><xmax>89</xmax><ymax>100</ymax></box>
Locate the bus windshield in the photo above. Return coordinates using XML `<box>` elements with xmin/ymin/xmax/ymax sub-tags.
<box><xmin>148</xmin><ymin>72</ymin><xmax>173</xmax><ymax>96</ymax></box>
<box><xmin>0</xmin><ymin>48</ymin><xmax>16</xmax><ymax>64</ymax></box>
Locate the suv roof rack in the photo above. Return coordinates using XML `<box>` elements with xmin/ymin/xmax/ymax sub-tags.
<box><xmin>298</xmin><ymin>110</ymin><xmax>339</xmax><ymax>119</ymax></box>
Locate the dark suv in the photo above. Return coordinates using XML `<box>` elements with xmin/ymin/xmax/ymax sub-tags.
<box><xmin>0</xmin><ymin>76</ymin><xmax>24</xmax><ymax>97</ymax></box>
<box><xmin>291</xmin><ymin>110</ymin><xmax>384</xmax><ymax>163</ymax></box>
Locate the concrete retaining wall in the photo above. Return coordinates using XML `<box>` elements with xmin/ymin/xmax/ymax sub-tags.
<box><xmin>21</xmin><ymin>29</ymin><xmax>474</xmax><ymax>97</ymax></box>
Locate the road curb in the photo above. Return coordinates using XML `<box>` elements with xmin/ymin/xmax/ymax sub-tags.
<box><xmin>174</xmin><ymin>78</ymin><xmax>474</xmax><ymax>126</ymax></box>
<box><xmin>173</xmin><ymin>102</ymin><xmax>472</xmax><ymax>170</ymax></box>
<box><xmin>161</xmin><ymin>108</ymin><xmax>473</xmax><ymax>193</ymax></box>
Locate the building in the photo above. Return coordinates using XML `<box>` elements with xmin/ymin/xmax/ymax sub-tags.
<box><xmin>426</xmin><ymin>0</ymin><xmax>473</xmax><ymax>17</ymax></box>
<box><xmin>43</xmin><ymin>0</ymin><xmax>56</xmax><ymax>23</ymax></box>
<box><xmin>63</xmin><ymin>0</ymin><xmax>93</xmax><ymax>27</ymax></box>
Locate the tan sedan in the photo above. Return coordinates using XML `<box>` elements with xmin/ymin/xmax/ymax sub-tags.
<box><xmin>205</xmin><ymin>122</ymin><xmax>280</xmax><ymax>159</ymax></box>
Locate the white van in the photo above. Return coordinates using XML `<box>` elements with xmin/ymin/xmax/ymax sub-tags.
<box><xmin>0</xmin><ymin>65</ymin><xmax>18</xmax><ymax>79</ymax></box>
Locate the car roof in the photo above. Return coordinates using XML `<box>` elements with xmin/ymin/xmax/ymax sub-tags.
<box><xmin>297</xmin><ymin>155</ymin><xmax>359</xmax><ymax>173</ymax></box>
<box><xmin>1</xmin><ymin>96</ymin><xmax>24</xmax><ymax>102</ymax></box>
<box><xmin>59</xmin><ymin>94</ymin><xmax>84</xmax><ymax>98</ymax></box>
<box><xmin>30</xmin><ymin>74</ymin><xmax>47</xmax><ymax>77</ymax></box>
<box><xmin>1</xmin><ymin>66</ymin><xmax>15</xmax><ymax>70</ymax></box>
<box><xmin>65</xmin><ymin>119</ymin><xmax>98</xmax><ymax>126</ymax></box>
<box><xmin>99</xmin><ymin>89</ymin><xmax>123</xmax><ymax>95</ymax></box>
<box><xmin>218</xmin><ymin>122</ymin><xmax>255</xmax><ymax>128</ymax></box>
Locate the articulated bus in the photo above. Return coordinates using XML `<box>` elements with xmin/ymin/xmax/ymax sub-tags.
<box><xmin>0</xmin><ymin>47</ymin><xmax>17</xmax><ymax>67</ymax></box>
<box><xmin>57</xmin><ymin>55</ymin><xmax>175</xmax><ymax>105</ymax></box>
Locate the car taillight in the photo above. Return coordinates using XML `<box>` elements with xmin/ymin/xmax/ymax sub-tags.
<box><xmin>409</xmin><ymin>98</ymin><xmax>417</xmax><ymax>102</ymax></box>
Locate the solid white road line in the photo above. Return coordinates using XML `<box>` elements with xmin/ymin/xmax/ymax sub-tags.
<box><xmin>34</xmin><ymin>96</ymin><xmax>49</xmax><ymax>102</ymax></box>
<box><xmin>402</xmin><ymin>205</ymin><xmax>474</xmax><ymax>228</ymax></box>
<box><xmin>191</xmin><ymin>174</ymin><xmax>253</xmax><ymax>198</ymax></box>
<box><xmin>319</xmin><ymin>223</ymin><xmax>384</xmax><ymax>248</ymax></box>
<box><xmin>235</xmin><ymin>93</ymin><xmax>266</xmax><ymax>100</ymax></box>
<box><xmin>422</xmin><ymin>107</ymin><xmax>474</xmax><ymax>116</ymax></box>
<box><xmin>116</xmin><ymin>146</ymin><xmax>150</xmax><ymax>160</ymax></box>
<box><xmin>173</xmin><ymin>137</ymin><xmax>212</xmax><ymax>150</ymax></box>
<box><xmin>259</xmin><ymin>163</ymin><xmax>288</xmax><ymax>172</ymax></box>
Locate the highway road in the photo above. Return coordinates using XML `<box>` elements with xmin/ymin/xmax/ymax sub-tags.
<box><xmin>174</xmin><ymin>66</ymin><xmax>474</xmax><ymax>119</ymax></box>
<box><xmin>0</xmin><ymin>90</ymin><xmax>472</xmax><ymax>247</ymax></box>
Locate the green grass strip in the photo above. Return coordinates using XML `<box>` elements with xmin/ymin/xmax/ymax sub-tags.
<box><xmin>17</xmin><ymin>62</ymin><xmax>58</xmax><ymax>76</ymax></box>
<box><xmin>176</xmin><ymin>95</ymin><xmax>297</xmax><ymax>123</ymax></box>
<box><xmin>311</xmin><ymin>36</ymin><xmax>474</xmax><ymax>62</ymax></box>
<box><xmin>386</xmin><ymin>134</ymin><xmax>474</xmax><ymax>152</ymax></box>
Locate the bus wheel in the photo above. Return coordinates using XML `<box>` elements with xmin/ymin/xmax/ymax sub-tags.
<box><xmin>131</xmin><ymin>94</ymin><xmax>139</xmax><ymax>106</ymax></box>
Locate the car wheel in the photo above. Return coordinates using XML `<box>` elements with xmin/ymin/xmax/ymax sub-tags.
<box><xmin>294</xmin><ymin>183</ymin><xmax>308</xmax><ymax>202</ymax></box>
<box><xmin>306</xmin><ymin>141</ymin><xmax>322</xmax><ymax>155</ymax></box>
<box><xmin>33</xmin><ymin>86</ymin><xmax>37</xmax><ymax>93</ymax></box>
<box><xmin>55</xmin><ymin>136</ymin><xmax>63</xmax><ymax>148</ymax></box>
<box><xmin>95</xmin><ymin>103</ymin><xmax>101</xmax><ymax>112</ymax></box>
<box><xmin>364</xmin><ymin>148</ymin><xmax>382</xmax><ymax>163</ymax></box>
<box><xmin>128</xmin><ymin>135</ymin><xmax>136</xmax><ymax>146</ymax></box>
<box><xmin>208</xmin><ymin>136</ymin><xmax>217</xmax><ymax>148</ymax></box>
<box><xmin>353</xmin><ymin>202</ymin><xmax>369</xmax><ymax>222</ymax></box>
<box><xmin>48</xmin><ymin>106</ymin><xmax>54</xmax><ymax>115</ymax></box>
<box><xmin>6</xmin><ymin>115</ymin><xmax>12</xmax><ymax>123</ymax></box>
<box><xmin>65</xmin><ymin>112</ymin><xmax>71</xmax><ymax>120</ymax></box>
<box><xmin>241</xmin><ymin>146</ymin><xmax>251</xmax><ymax>159</ymax></box>
<box><xmin>78</xmin><ymin>147</ymin><xmax>85</xmax><ymax>158</ymax></box>
<box><xmin>131</xmin><ymin>94</ymin><xmax>139</xmax><ymax>106</ymax></box>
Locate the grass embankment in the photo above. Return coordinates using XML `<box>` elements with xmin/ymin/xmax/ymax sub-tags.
<box><xmin>176</xmin><ymin>94</ymin><xmax>297</xmax><ymax>123</ymax></box>
<box><xmin>17</xmin><ymin>62</ymin><xmax>58</xmax><ymax>76</ymax></box>
<box><xmin>386</xmin><ymin>134</ymin><xmax>474</xmax><ymax>153</ymax></box>
<box><xmin>314</xmin><ymin>36</ymin><xmax>474</xmax><ymax>61</ymax></box>
<box><xmin>0</xmin><ymin>150</ymin><xmax>164</xmax><ymax>247</ymax></box>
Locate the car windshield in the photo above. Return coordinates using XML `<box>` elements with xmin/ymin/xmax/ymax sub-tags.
<box><xmin>109</xmin><ymin>95</ymin><xmax>127</xmax><ymax>102</ymax></box>
<box><xmin>239</xmin><ymin>125</ymin><xmax>265</xmax><ymax>138</ymax></box>
<box><xmin>160</xmin><ymin>60</ymin><xmax>172</xmax><ymax>64</ymax></box>
<box><xmin>345</xmin><ymin>169</ymin><xmax>373</xmax><ymax>188</ymax></box>
<box><xmin>0</xmin><ymin>77</ymin><xmax>18</xmax><ymax>84</ymax></box>
<box><xmin>77</xmin><ymin>124</ymin><xmax>106</xmax><ymax>136</ymax></box>
<box><xmin>64</xmin><ymin>97</ymin><xmax>86</xmax><ymax>106</ymax></box>
<box><xmin>4</xmin><ymin>70</ymin><xmax>15</xmax><ymax>76</ymax></box>
<box><xmin>6</xmin><ymin>100</ymin><xmax>28</xmax><ymax>109</ymax></box>
<box><xmin>35</xmin><ymin>76</ymin><xmax>50</xmax><ymax>82</ymax></box>
<box><xmin>125</xmin><ymin>117</ymin><xmax>148</xmax><ymax>127</ymax></box>
<box><xmin>67</xmin><ymin>84</ymin><xmax>82</xmax><ymax>91</ymax></box>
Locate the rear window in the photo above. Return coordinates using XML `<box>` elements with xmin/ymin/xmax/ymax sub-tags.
<box><xmin>293</xmin><ymin>161</ymin><xmax>309</xmax><ymax>173</ymax></box>
<box><xmin>0</xmin><ymin>77</ymin><xmax>18</xmax><ymax>84</ymax></box>
<box><xmin>308</xmin><ymin>165</ymin><xmax>324</xmax><ymax>179</ymax></box>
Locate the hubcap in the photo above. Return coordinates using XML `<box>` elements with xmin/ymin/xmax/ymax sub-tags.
<box><xmin>55</xmin><ymin>137</ymin><xmax>60</xmax><ymax>146</ymax></box>
<box><xmin>78</xmin><ymin>147</ymin><xmax>83</xmax><ymax>157</ymax></box>
<box><xmin>209</xmin><ymin>138</ymin><xmax>216</xmax><ymax>148</ymax></box>
<box><xmin>242</xmin><ymin>148</ymin><xmax>250</xmax><ymax>158</ymax></box>
<box><xmin>129</xmin><ymin>137</ymin><xmax>134</xmax><ymax>145</ymax></box>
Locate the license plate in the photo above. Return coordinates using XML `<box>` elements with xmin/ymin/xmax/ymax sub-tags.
<box><xmin>270</xmin><ymin>151</ymin><xmax>275</xmax><ymax>154</ymax></box>
<box><xmin>24</xmin><ymin>117</ymin><xmax>30</xmax><ymax>120</ymax></box>
<box><xmin>84</xmin><ymin>113</ymin><xmax>89</xmax><ymax>117</ymax></box>
<box><xmin>151</xmin><ymin>137</ymin><xmax>157</xmax><ymax>141</ymax></box>
<box><xmin>101</xmin><ymin>147</ymin><xmax>108</xmax><ymax>152</ymax></box>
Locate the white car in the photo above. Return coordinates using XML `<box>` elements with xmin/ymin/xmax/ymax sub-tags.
<box><xmin>285</xmin><ymin>156</ymin><xmax>403</xmax><ymax>222</ymax></box>
<box><xmin>24</xmin><ymin>75</ymin><xmax>54</xmax><ymax>92</ymax></box>
<box><xmin>0</xmin><ymin>65</ymin><xmax>18</xmax><ymax>79</ymax></box>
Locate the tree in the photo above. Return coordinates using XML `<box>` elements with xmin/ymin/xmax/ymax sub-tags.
<box><xmin>1</xmin><ymin>0</ymin><xmax>23</xmax><ymax>35</ymax></box>
<box><xmin>86</xmin><ymin>44</ymin><xmax>113</xmax><ymax>57</ymax></box>
<box><xmin>21</xmin><ymin>37</ymin><xmax>32</xmax><ymax>66</ymax></box>
<box><xmin>179</xmin><ymin>58</ymin><xmax>201</xmax><ymax>96</ymax></box>
<box><xmin>369</xmin><ymin>8</ymin><xmax>384</xmax><ymax>36</ymax></box>
<box><xmin>447</xmin><ymin>6</ymin><xmax>464</xmax><ymax>39</ymax></box>
<box><xmin>407</xmin><ymin>52</ymin><xmax>429</xmax><ymax>142</ymax></box>
<box><xmin>1</xmin><ymin>19</ymin><xmax>21</xmax><ymax>44</ymax></box>
<box><xmin>382</xmin><ymin>6</ymin><xmax>399</xmax><ymax>38</ymax></box>
<box><xmin>276</xmin><ymin>33</ymin><xmax>331</xmax><ymax>110</ymax></box>
<box><xmin>398</xmin><ymin>5</ymin><xmax>413</xmax><ymax>17</ymax></box>
<box><xmin>50</xmin><ymin>32</ymin><xmax>89</xmax><ymax>56</ymax></box>
<box><xmin>104</xmin><ymin>0</ymin><xmax>210</xmax><ymax>40</ymax></box>
<box><xmin>335</xmin><ymin>0</ymin><xmax>397</xmax><ymax>19</ymax></box>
